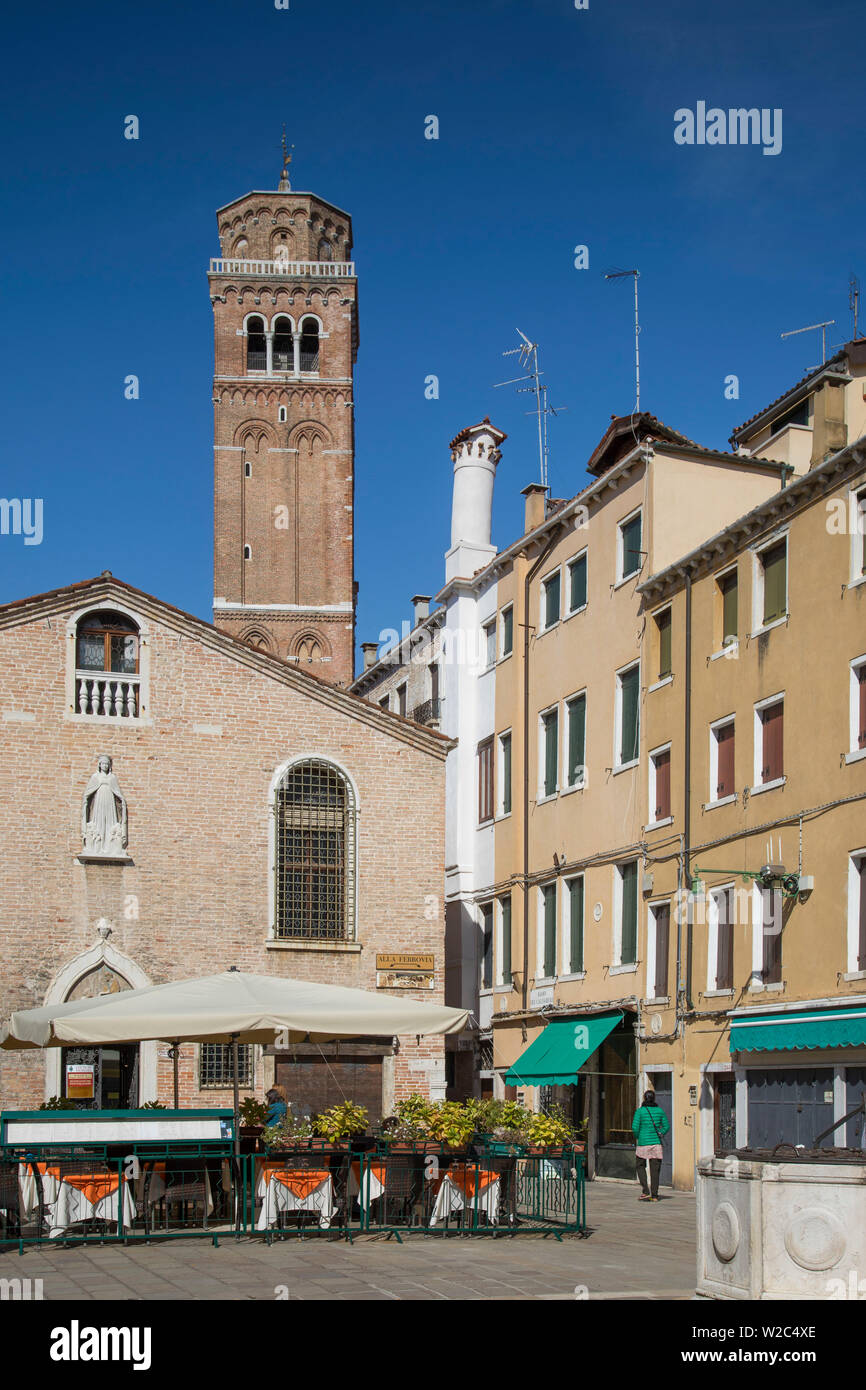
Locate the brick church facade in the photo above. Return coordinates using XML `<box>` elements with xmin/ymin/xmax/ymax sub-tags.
<box><xmin>0</xmin><ymin>168</ymin><xmax>450</xmax><ymax>1118</ymax></box>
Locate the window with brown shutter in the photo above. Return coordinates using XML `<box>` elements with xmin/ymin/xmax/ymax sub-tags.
<box><xmin>716</xmin><ymin>888</ymin><xmax>734</xmax><ymax>990</ymax></box>
<box><xmin>761</xmin><ymin>889</ymin><xmax>782</xmax><ymax>984</ymax></box>
<box><xmin>760</xmin><ymin>701</ymin><xmax>784</xmax><ymax>783</ymax></box>
<box><xmin>859</xmin><ymin>667</ymin><xmax>866</xmax><ymax>750</ymax></box>
<box><xmin>859</xmin><ymin>858</ymin><xmax>866</xmax><ymax>972</ymax></box>
<box><xmin>653</xmin><ymin>748</ymin><xmax>671</xmax><ymax>820</ymax></box>
<box><xmin>478</xmin><ymin>739</ymin><xmax>494</xmax><ymax>824</ymax></box>
<box><xmin>716</xmin><ymin>721</ymin><xmax>735</xmax><ymax>799</ymax></box>
<box><xmin>654</xmin><ymin>904</ymin><xmax>670</xmax><ymax>998</ymax></box>
<box><xmin>656</xmin><ymin>608</ymin><xmax>672</xmax><ymax>679</ymax></box>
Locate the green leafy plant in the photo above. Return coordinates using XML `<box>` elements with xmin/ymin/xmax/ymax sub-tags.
<box><xmin>527</xmin><ymin>1105</ymin><xmax>577</xmax><ymax>1150</ymax></box>
<box><xmin>38</xmin><ymin>1096</ymin><xmax>78</xmax><ymax>1110</ymax></box>
<box><xmin>426</xmin><ymin>1101</ymin><xmax>476</xmax><ymax>1150</ymax></box>
<box><xmin>239</xmin><ymin>1097</ymin><xmax>269</xmax><ymax>1127</ymax></box>
<box><xmin>314</xmin><ymin>1101</ymin><xmax>368</xmax><ymax>1142</ymax></box>
<box><xmin>140</xmin><ymin>1100</ymin><xmax>167</xmax><ymax>1110</ymax></box>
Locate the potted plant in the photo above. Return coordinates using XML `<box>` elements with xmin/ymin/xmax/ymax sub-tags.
<box><xmin>314</xmin><ymin>1101</ymin><xmax>368</xmax><ymax>1149</ymax></box>
<box><xmin>527</xmin><ymin>1105</ymin><xmax>577</xmax><ymax>1155</ymax></box>
<box><xmin>261</xmin><ymin>1112</ymin><xmax>314</xmax><ymax>1152</ymax></box>
<box><xmin>426</xmin><ymin>1101</ymin><xmax>476</xmax><ymax>1153</ymax></box>
<box><xmin>381</xmin><ymin>1094</ymin><xmax>437</xmax><ymax>1151</ymax></box>
<box><xmin>38</xmin><ymin>1096</ymin><xmax>79</xmax><ymax>1110</ymax></box>
<box><xmin>239</xmin><ymin>1097</ymin><xmax>269</xmax><ymax>1137</ymax></box>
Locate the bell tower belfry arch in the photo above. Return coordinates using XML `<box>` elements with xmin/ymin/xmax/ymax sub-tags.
<box><xmin>209</xmin><ymin>150</ymin><xmax>358</xmax><ymax>684</ymax></box>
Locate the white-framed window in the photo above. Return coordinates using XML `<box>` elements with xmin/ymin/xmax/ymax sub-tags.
<box><xmin>752</xmin><ymin>692</ymin><xmax>784</xmax><ymax>789</ymax></box>
<box><xmin>848</xmin><ymin>850</ymin><xmax>866</xmax><ymax>975</ymax></box>
<box><xmin>278</xmin><ymin>405</ymin><xmax>288</xmax><ymax>423</ymax></box>
<box><xmin>648</xmin><ymin>743</ymin><xmax>672</xmax><ymax>824</ymax></box>
<box><xmin>653</xmin><ymin>606</ymin><xmax>672</xmax><ymax>682</ymax></box>
<box><xmin>614</xmin><ymin>661</ymin><xmax>640</xmax><ymax>769</ymax></box>
<box><xmin>537</xmin><ymin>882</ymin><xmax>557</xmax><ymax>980</ymax></box>
<box><xmin>539</xmin><ymin>704</ymin><xmax>559</xmax><ymax>800</ymax></box>
<box><xmin>500</xmin><ymin>604</ymin><xmax>514</xmax><ymax>658</ymax></box>
<box><xmin>613</xmin><ymin>860</ymin><xmax>639</xmax><ymax>968</ymax></box>
<box><xmin>752</xmin><ymin>531</ymin><xmax>788</xmax><ymax>632</ymax></box>
<box><xmin>540</xmin><ymin>568</ymin><xmax>561</xmax><ymax>631</ymax></box>
<box><xmin>270</xmin><ymin>757</ymin><xmax>358</xmax><ymax>943</ymax></box>
<box><xmin>497</xmin><ymin>730</ymin><xmax>513</xmax><ymax>816</ymax></box>
<box><xmin>716</xmin><ymin>564</ymin><xmax>738</xmax><ymax>651</ymax></box>
<box><xmin>646</xmin><ymin>900</ymin><xmax>671</xmax><ymax>1000</ymax></box>
<box><xmin>565</xmin><ymin>691</ymin><xmax>586</xmax><ymax>789</ymax></box>
<box><xmin>709</xmin><ymin>715</ymin><xmax>736</xmax><ymax>804</ymax></box>
<box><xmin>567</xmin><ymin>550</ymin><xmax>588</xmax><ymax>614</ymax></box>
<box><xmin>706</xmin><ymin>884</ymin><xmax>736</xmax><ymax>992</ymax></box>
<box><xmin>496</xmin><ymin>894</ymin><xmax>513</xmax><ymax>986</ymax></box>
<box><xmin>397</xmin><ymin>681</ymin><xmax>408</xmax><ymax>717</ymax></box>
<box><xmin>245</xmin><ymin>460</ymin><xmax>252</xmax><ymax>478</ymax></box>
<box><xmin>378</xmin><ymin>694</ymin><xmax>390</xmax><ymax>712</ymax></box>
<box><xmin>617</xmin><ymin>508</ymin><xmax>643</xmax><ymax>582</ymax></box>
<box><xmin>482</xmin><ymin>620</ymin><xmax>496</xmax><ymax>669</ymax></box>
<box><xmin>849</xmin><ymin>655</ymin><xmax>866</xmax><ymax>759</ymax></box>
<box><xmin>562</xmin><ymin>875</ymin><xmax>585</xmax><ymax>975</ymax></box>
<box><xmin>243</xmin><ymin>544</ymin><xmax>252</xmax><ymax>560</ymax></box>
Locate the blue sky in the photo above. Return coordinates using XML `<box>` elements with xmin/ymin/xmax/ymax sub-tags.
<box><xmin>0</xmin><ymin>0</ymin><xmax>862</xmax><ymax>661</ymax></box>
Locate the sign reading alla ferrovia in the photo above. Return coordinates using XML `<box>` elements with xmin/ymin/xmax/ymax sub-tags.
<box><xmin>376</xmin><ymin>953</ymin><xmax>434</xmax><ymax>971</ymax></box>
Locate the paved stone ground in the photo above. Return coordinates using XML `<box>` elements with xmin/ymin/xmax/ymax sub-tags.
<box><xmin>0</xmin><ymin>1180</ymin><xmax>696</xmax><ymax>1301</ymax></box>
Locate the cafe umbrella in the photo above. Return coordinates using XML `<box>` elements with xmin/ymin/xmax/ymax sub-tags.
<box><xmin>0</xmin><ymin>967</ymin><xmax>471</xmax><ymax>1156</ymax></box>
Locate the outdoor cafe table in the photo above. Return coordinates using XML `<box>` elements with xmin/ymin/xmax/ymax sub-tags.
<box><xmin>429</xmin><ymin>1162</ymin><xmax>500</xmax><ymax>1228</ymax></box>
<box><xmin>255</xmin><ymin>1159</ymin><xmax>335</xmax><ymax>1230</ymax></box>
<box><xmin>19</xmin><ymin>1162</ymin><xmax>136</xmax><ymax>1237</ymax></box>
<box><xmin>347</xmin><ymin>1158</ymin><xmax>386</xmax><ymax>1213</ymax></box>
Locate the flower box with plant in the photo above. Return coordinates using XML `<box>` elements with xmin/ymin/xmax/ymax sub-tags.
<box><xmin>426</xmin><ymin>1101</ymin><xmax>476</xmax><ymax>1152</ymax></box>
<box><xmin>38</xmin><ymin>1096</ymin><xmax>79</xmax><ymax>1111</ymax></box>
<box><xmin>379</xmin><ymin>1094</ymin><xmax>438</xmax><ymax>1151</ymax></box>
<box><xmin>261</xmin><ymin>1112</ymin><xmax>315</xmax><ymax>1152</ymax></box>
<box><xmin>526</xmin><ymin>1105</ymin><xmax>579</xmax><ymax>1154</ymax></box>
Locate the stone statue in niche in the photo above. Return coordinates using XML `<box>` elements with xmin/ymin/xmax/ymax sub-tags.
<box><xmin>81</xmin><ymin>755</ymin><xmax>128</xmax><ymax>857</ymax></box>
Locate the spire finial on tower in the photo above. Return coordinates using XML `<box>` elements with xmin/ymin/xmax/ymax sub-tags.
<box><xmin>278</xmin><ymin>127</ymin><xmax>294</xmax><ymax>192</ymax></box>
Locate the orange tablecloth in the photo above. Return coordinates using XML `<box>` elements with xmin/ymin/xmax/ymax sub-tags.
<box><xmin>436</xmin><ymin>1164</ymin><xmax>496</xmax><ymax>1200</ymax></box>
<box><xmin>348</xmin><ymin>1160</ymin><xmax>386</xmax><ymax>1211</ymax></box>
<box><xmin>429</xmin><ymin>1164</ymin><xmax>500</xmax><ymax>1227</ymax></box>
<box><xmin>255</xmin><ymin>1161</ymin><xmax>335</xmax><ymax>1229</ymax></box>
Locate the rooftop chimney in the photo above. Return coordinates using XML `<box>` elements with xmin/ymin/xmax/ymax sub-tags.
<box><xmin>412</xmin><ymin>595</ymin><xmax>431</xmax><ymax>625</ymax></box>
<box><xmin>521</xmin><ymin>483</ymin><xmax>548</xmax><ymax>533</ymax></box>
<box><xmin>445</xmin><ymin>417</ymin><xmax>507</xmax><ymax>582</ymax></box>
<box><xmin>361</xmin><ymin>641</ymin><xmax>379</xmax><ymax>671</ymax></box>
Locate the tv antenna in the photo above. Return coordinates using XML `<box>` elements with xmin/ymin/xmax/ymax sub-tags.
<box><xmin>780</xmin><ymin>318</ymin><xmax>835</xmax><ymax>371</ymax></box>
<box><xmin>493</xmin><ymin>330</ymin><xmax>566</xmax><ymax>491</ymax></box>
<box><xmin>604</xmin><ymin>268</ymin><xmax>641</xmax><ymax>411</ymax></box>
<box><xmin>850</xmin><ymin>274</ymin><xmax>861</xmax><ymax>340</ymax></box>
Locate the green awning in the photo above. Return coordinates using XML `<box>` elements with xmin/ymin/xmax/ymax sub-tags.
<box><xmin>504</xmin><ymin>1012</ymin><xmax>622</xmax><ymax>1087</ymax></box>
<box><xmin>729</xmin><ymin>1006</ymin><xmax>866</xmax><ymax>1055</ymax></box>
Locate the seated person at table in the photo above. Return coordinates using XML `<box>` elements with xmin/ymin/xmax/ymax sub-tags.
<box><xmin>265</xmin><ymin>1085</ymin><xmax>288</xmax><ymax>1127</ymax></box>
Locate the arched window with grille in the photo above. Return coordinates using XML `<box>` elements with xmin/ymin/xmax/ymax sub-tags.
<box><xmin>246</xmin><ymin>315</ymin><xmax>266</xmax><ymax>372</ymax></box>
<box><xmin>273</xmin><ymin>759</ymin><xmax>357</xmax><ymax>941</ymax></box>
<box><xmin>272</xmin><ymin>316</ymin><xmax>293</xmax><ymax>372</ymax></box>
<box><xmin>299</xmin><ymin>316</ymin><xmax>320</xmax><ymax>373</ymax></box>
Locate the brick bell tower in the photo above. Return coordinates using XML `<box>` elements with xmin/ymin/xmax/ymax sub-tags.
<box><xmin>209</xmin><ymin>147</ymin><xmax>358</xmax><ymax>684</ymax></box>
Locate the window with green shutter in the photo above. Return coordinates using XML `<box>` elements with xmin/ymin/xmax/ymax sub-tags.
<box><xmin>542</xmin><ymin>884</ymin><xmax>557</xmax><ymax>978</ymax></box>
<box><xmin>568</xmin><ymin>877</ymin><xmax>584</xmax><ymax>973</ymax></box>
<box><xmin>542</xmin><ymin>708</ymin><xmax>559</xmax><ymax>797</ymax></box>
<box><xmin>620</xmin><ymin>861</ymin><xmax>638</xmax><ymax>965</ymax></box>
<box><xmin>656</xmin><ymin>608</ymin><xmax>672</xmax><ymax>679</ymax></box>
<box><xmin>618</xmin><ymin>665</ymin><xmax>640</xmax><ymax>764</ymax></box>
<box><xmin>501</xmin><ymin>733</ymin><xmax>512</xmax><ymax>815</ymax></box>
<box><xmin>481</xmin><ymin>902</ymin><xmax>494</xmax><ymax>990</ymax></box>
<box><xmin>567</xmin><ymin>694</ymin><xmax>586</xmax><ymax>786</ymax></box>
<box><xmin>620</xmin><ymin>513</ymin><xmax>642</xmax><ymax>578</ymax></box>
<box><xmin>543</xmin><ymin>571</ymin><xmax>561</xmax><ymax>629</ymax></box>
<box><xmin>761</xmin><ymin>541</ymin><xmax>787</xmax><ymax>625</ymax></box>
<box><xmin>858</xmin><ymin>491</ymin><xmax>866</xmax><ymax>576</ymax></box>
<box><xmin>500</xmin><ymin>895</ymin><xmax>512</xmax><ymax>984</ymax></box>
<box><xmin>501</xmin><ymin>605</ymin><xmax>513</xmax><ymax>657</ymax></box>
<box><xmin>720</xmin><ymin>569</ymin><xmax>738</xmax><ymax>644</ymax></box>
<box><xmin>569</xmin><ymin>553</ymin><xmax>587</xmax><ymax>612</ymax></box>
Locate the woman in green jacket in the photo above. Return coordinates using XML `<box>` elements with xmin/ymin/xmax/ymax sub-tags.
<box><xmin>632</xmin><ymin>1089</ymin><xmax>670</xmax><ymax>1200</ymax></box>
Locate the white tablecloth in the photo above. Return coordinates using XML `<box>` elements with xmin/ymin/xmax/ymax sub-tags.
<box><xmin>429</xmin><ymin>1171</ymin><xmax>500</xmax><ymax>1227</ymax></box>
<box><xmin>256</xmin><ymin>1165</ymin><xmax>335</xmax><ymax>1230</ymax></box>
<box><xmin>347</xmin><ymin>1160</ymin><xmax>385</xmax><ymax>1212</ymax></box>
<box><xmin>48</xmin><ymin>1177</ymin><xmax>136</xmax><ymax>1238</ymax></box>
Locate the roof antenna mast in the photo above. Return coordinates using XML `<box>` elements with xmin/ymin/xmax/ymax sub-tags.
<box><xmin>780</xmin><ymin>318</ymin><xmax>836</xmax><ymax>372</ymax></box>
<box><xmin>850</xmin><ymin>274</ymin><xmax>860</xmax><ymax>340</ymax></box>
<box><xmin>604</xmin><ymin>268</ymin><xmax>641</xmax><ymax>412</ymax></box>
<box><xmin>493</xmin><ymin>331</ymin><xmax>566</xmax><ymax>491</ymax></box>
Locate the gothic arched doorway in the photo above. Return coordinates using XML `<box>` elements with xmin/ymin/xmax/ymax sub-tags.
<box><xmin>60</xmin><ymin>964</ymin><xmax>139</xmax><ymax>1109</ymax></box>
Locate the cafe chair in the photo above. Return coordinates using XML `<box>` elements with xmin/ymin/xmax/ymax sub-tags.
<box><xmin>159</xmin><ymin>1158</ymin><xmax>210</xmax><ymax>1231</ymax></box>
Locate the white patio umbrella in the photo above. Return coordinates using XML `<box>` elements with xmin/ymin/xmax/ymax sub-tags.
<box><xmin>1</xmin><ymin>969</ymin><xmax>470</xmax><ymax>1153</ymax></box>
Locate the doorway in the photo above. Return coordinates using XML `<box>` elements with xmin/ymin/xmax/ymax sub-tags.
<box><xmin>646</xmin><ymin>1072</ymin><xmax>673</xmax><ymax>1187</ymax></box>
<box><xmin>714</xmin><ymin>1073</ymin><xmax>736</xmax><ymax>1152</ymax></box>
<box><xmin>61</xmin><ymin>1045</ymin><xmax>140</xmax><ymax>1110</ymax></box>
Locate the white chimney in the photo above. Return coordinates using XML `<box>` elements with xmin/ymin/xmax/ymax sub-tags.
<box><xmin>412</xmin><ymin>595</ymin><xmax>431</xmax><ymax>625</ymax></box>
<box><xmin>445</xmin><ymin>417</ymin><xmax>506</xmax><ymax>582</ymax></box>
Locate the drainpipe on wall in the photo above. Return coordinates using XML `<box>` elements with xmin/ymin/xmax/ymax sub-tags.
<box><xmin>684</xmin><ymin>568</ymin><xmax>694</xmax><ymax>1010</ymax></box>
<box><xmin>521</xmin><ymin>518</ymin><xmax>567</xmax><ymax>1036</ymax></box>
